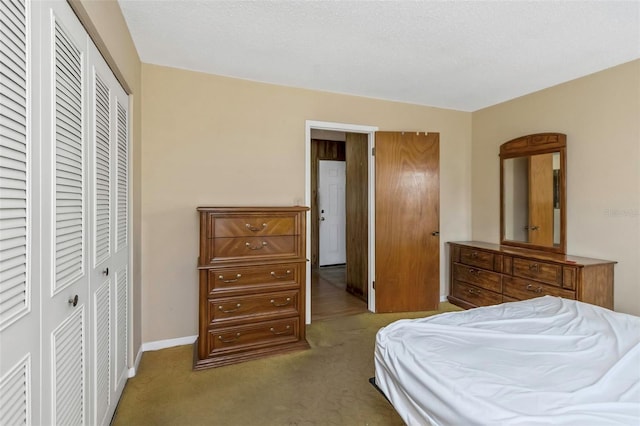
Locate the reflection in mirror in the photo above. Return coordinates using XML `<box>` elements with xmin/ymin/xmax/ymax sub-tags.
<box><xmin>500</xmin><ymin>132</ymin><xmax>566</xmax><ymax>254</ymax></box>
<box><xmin>503</xmin><ymin>153</ymin><xmax>560</xmax><ymax>247</ymax></box>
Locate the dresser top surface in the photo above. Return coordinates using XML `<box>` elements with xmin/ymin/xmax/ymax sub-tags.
<box><xmin>449</xmin><ymin>241</ymin><xmax>616</xmax><ymax>266</ymax></box>
<box><xmin>198</xmin><ymin>206</ymin><xmax>309</xmax><ymax>212</ymax></box>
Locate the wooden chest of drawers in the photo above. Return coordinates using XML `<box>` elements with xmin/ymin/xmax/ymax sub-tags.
<box><xmin>448</xmin><ymin>241</ymin><xmax>615</xmax><ymax>310</ymax></box>
<box><xmin>195</xmin><ymin>207</ymin><xmax>309</xmax><ymax>369</ymax></box>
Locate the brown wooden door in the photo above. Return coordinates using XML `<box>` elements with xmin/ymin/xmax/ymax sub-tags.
<box><xmin>345</xmin><ymin>132</ymin><xmax>368</xmax><ymax>300</ymax></box>
<box><xmin>528</xmin><ymin>153</ymin><xmax>554</xmax><ymax>246</ymax></box>
<box><xmin>375</xmin><ymin>132</ymin><xmax>440</xmax><ymax>312</ymax></box>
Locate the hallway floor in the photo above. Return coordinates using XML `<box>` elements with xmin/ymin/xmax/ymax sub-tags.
<box><xmin>311</xmin><ymin>265</ymin><xmax>368</xmax><ymax>321</ymax></box>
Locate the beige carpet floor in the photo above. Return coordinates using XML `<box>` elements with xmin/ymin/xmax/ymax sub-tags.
<box><xmin>112</xmin><ymin>303</ymin><xmax>460</xmax><ymax>425</ymax></box>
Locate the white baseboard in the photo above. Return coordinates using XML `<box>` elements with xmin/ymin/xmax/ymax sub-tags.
<box><xmin>141</xmin><ymin>335</ymin><xmax>198</xmax><ymax>352</ymax></box>
<box><xmin>440</xmin><ymin>295</ymin><xmax>448</xmax><ymax>302</ymax></box>
<box><xmin>127</xmin><ymin>347</ymin><xmax>143</xmax><ymax>378</ymax></box>
<box><xmin>127</xmin><ymin>335</ymin><xmax>198</xmax><ymax>378</ymax></box>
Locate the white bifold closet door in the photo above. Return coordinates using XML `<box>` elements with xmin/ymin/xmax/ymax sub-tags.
<box><xmin>0</xmin><ymin>1</ymin><xmax>130</xmax><ymax>425</ymax></box>
<box><xmin>88</xmin><ymin>20</ymin><xmax>130</xmax><ymax>426</ymax></box>
<box><xmin>0</xmin><ymin>0</ymin><xmax>39</xmax><ymax>424</ymax></box>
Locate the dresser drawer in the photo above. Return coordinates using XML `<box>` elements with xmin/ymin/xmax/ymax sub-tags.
<box><xmin>503</xmin><ymin>276</ymin><xmax>575</xmax><ymax>301</ymax></box>
<box><xmin>459</xmin><ymin>248</ymin><xmax>495</xmax><ymax>271</ymax></box>
<box><xmin>207</xmin><ymin>263</ymin><xmax>302</xmax><ymax>296</ymax></box>
<box><xmin>452</xmin><ymin>280</ymin><xmax>502</xmax><ymax>307</ymax></box>
<box><xmin>453</xmin><ymin>262</ymin><xmax>502</xmax><ymax>292</ymax></box>
<box><xmin>209</xmin><ymin>290</ymin><xmax>299</xmax><ymax>325</ymax></box>
<box><xmin>513</xmin><ymin>258</ymin><xmax>561</xmax><ymax>286</ymax></box>
<box><xmin>208</xmin><ymin>236</ymin><xmax>298</xmax><ymax>262</ymax></box>
<box><xmin>210</xmin><ymin>215</ymin><xmax>296</xmax><ymax>238</ymax></box>
<box><xmin>207</xmin><ymin>317</ymin><xmax>299</xmax><ymax>355</ymax></box>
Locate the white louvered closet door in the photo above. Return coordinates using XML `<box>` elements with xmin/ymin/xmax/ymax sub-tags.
<box><xmin>88</xmin><ymin>42</ymin><xmax>129</xmax><ymax>426</ymax></box>
<box><xmin>1</xmin><ymin>1</ymin><xmax>131</xmax><ymax>425</ymax></box>
<box><xmin>0</xmin><ymin>0</ymin><xmax>40</xmax><ymax>424</ymax></box>
<box><xmin>39</xmin><ymin>2</ymin><xmax>91</xmax><ymax>425</ymax></box>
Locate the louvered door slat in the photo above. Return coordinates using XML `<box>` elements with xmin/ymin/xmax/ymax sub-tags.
<box><xmin>0</xmin><ymin>250</ymin><xmax>25</xmax><ymax>277</ymax></box>
<box><xmin>52</xmin><ymin>307</ymin><xmax>85</xmax><ymax>426</ymax></box>
<box><xmin>1</xmin><ymin>0</ymin><xmax>28</xmax><ymax>328</ymax></box>
<box><xmin>116</xmin><ymin>103</ymin><xmax>127</xmax><ymax>250</ymax></box>
<box><xmin>0</xmin><ymin>80</ymin><xmax>26</xmax><ymax>111</ymax></box>
<box><xmin>94</xmin><ymin>281</ymin><xmax>110</xmax><ymax>424</ymax></box>
<box><xmin>54</xmin><ymin>19</ymin><xmax>84</xmax><ymax>293</ymax></box>
<box><xmin>0</xmin><ymin>354</ymin><xmax>31</xmax><ymax>425</ymax></box>
<box><xmin>0</xmin><ymin>115</ymin><xmax>26</xmax><ymax>141</ymax></box>
<box><xmin>94</xmin><ymin>74</ymin><xmax>110</xmax><ymax>265</ymax></box>
<box><xmin>115</xmin><ymin>267</ymin><xmax>128</xmax><ymax>378</ymax></box>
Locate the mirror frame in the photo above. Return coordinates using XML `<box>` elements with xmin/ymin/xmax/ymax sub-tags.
<box><xmin>500</xmin><ymin>133</ymin><xmax>567</xmax><ymax>254</ymax></box>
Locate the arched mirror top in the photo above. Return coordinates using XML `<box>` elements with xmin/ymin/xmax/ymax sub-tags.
<box><xmin>500</xmin><ymin>133</ymin><xmax>567</xmax><ymax>254</ymax></box>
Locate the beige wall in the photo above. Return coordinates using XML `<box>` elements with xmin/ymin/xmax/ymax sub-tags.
<box><xmin>141</xmin><ymin>64</ymin><xmax>473</xmax><ymax>342</ymax></box>
<box><xmin>472</xmin><ymin>60</ymin><xmax>640</xmax><ymax>316</ymax></box>
<box><xmin>60</xmin><ymin>1</ymin><xmax>640</xmax><ymax>348</ymax></box>
<box><xmin>72</xmin><ymin>0</ymin><xmax>143</xmax><ymax>360</ymax></box>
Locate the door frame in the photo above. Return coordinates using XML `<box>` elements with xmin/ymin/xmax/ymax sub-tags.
<box><xmin>305</xmin><ymin>120</ymin><xmax>378</xmax><ymax>323</ymax></box>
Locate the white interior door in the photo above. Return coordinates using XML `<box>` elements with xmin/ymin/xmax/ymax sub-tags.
<box><xmin>39</xmin><ymin>2</ymin><xmax>91</xmax><ymax>424</ymax></box>
<box><xmin>89</xmin><ymin>42</ymin><xmax>130</xmax><ymax>425</ymax></box>
<box><xmin>318</xmin><ymin>160</ymin><xmax>346</xmax><ymax>266</ymax></box>
<box><xmin>0</xmin><ymin>0</ymin><xmax>40</xmax><ymax>423</ymax></box>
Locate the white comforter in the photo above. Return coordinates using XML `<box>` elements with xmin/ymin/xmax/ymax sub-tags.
<box><xmin>374</xmin><ymin>296</ymin><xmax>640</xmax><ymax>425</ymax></box>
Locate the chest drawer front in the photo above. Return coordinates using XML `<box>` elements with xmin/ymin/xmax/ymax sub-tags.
<box><xmin>209</xmin><ymin>290</ymin><xmax>299</xmax><ymax>325</ymax></box>
<box><xmin>453</xmin><ymin>263</ymin><xmax>502</xmax><ymax>292</ymax></box>
<box><xmin>459</xmin><ymin>248</ymin><xmax>495</xmax><ymax>270</ymax></box>
<box><xmin>208</xmin><ymin>236</ymin><xmax>298</xmax><ymax>262</ymax></box>
<box><xmin>452</xmin><ymin>280</ymin><xmax>502</xmax><ymax>307</ymax></box>
<box><xmin>208</xmin><ymin>263</ymin><xmax>302</xmax><ymax>295</ymax></box>
<box><xmin>503</xmin><ymin>276</ymin><xmax>575</xmax><ymax>301</ymax></box>
<box><xmin>208</xmin><ymin>317</ymin><xmax>299</xmax><ymax>354</ymax></box>
<box><xmin>210</xmin><ymin>216</ymin><xmax>296</xmax><ymax>238</ymax></box>
<box><xmin>513</xmin><ymin>258</ymin><xmax>561</xmax><ymax>286</ymax></box>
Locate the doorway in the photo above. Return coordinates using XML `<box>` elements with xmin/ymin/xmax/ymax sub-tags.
<box><xmin>306</xmin><ymin>122</ymin><xmax>378</xmax><ymax>323</ymax></box>
<box><xmin>305</xmin><ymin>122</ymin><xmax>442</xmax><ymax>323</ymax></box>
<box><xmin>310</xmin><ymin>132</ymin><xmax>368</xmax><ymax>321</ymax></box>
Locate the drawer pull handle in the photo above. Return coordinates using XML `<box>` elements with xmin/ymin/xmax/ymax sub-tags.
<box><xmin>246</xmin><ymin>241</ymin><xmax>268</xmax><ymax>250</ymax></box>
<box><xmin>471</xmin><ymin>251</ymin><xmax>478</xmax><ymax>258</ymax></box>
<box><xmin>468</xmin><ymin>268</ymin><xmax>480</xmax><ymax>275</ymax></box>
<box><xmin>270</xmin><ymin>325</ymin><xmax>291</xmax><ymax>335</ymax></box>
<box><xmin>271</xmin><ymin>270</ymin><xmax>292</xmax><ymax>279</ymax></box>
<box><xmin>270</xmin><ymin>297</ymin><xmax>291</xmax><ymax>307</ymax></box>
<box><xmin>529</xmin><ymin>263</ymin><xmax>540</xmax><ymax>272</ymax></box>
<box><xmin>526</xmin><ymin>284</ymin><xmax>543</xmax><ymax>293</ymax></box>
<box><xmin>467</xmin><ymin>288</ymin><xmax>480</xmax><ymax>295</ymax></box>
<box><xmin>218</xmin><ymin>303</ymin><xmax>241</xmax><ymax>313</ymax></box>
<box><xmin>246</xmin><ymin>223</ymin><xmax>267</xmax><ymax>232</ymax></box>
<box><xmin>218</xmin><ymin>332</ymin><xmax>241</xmax><ymax>343</ymax></box>
<box><xmin>218</xmin><ymin>273</ymin><xmax>241</xmax><ymax>283</ymax></box>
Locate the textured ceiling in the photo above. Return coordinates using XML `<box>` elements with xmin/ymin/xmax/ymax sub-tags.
<box><xmin>118</xmin><ymin>0</ymin><xmax>640</xmax><ymax>111</ymax></box>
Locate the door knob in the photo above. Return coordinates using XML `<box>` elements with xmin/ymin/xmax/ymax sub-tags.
<box><xmin>320</xmin><ymin>217</ymin><xmax>325</xmax><ymax>221</ymax></box>
<box><xmin>431</xmin><ymin>231</ymin><xmax>439</xmax><ymax>236</ymax></box>
<box><xmin>68</xmin><ymin>295</ymin><xmax>79</xmax><ymax>307</ymax></box>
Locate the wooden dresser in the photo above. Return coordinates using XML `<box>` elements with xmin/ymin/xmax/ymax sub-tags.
<box><xmin>448</xmin><ymin>241</ymin><xmax>616</xmax><ymax>310</ymax></box>
<box><xmin>194</xmin><ymin>206</ymin><xmax>310</xmax><ymax>370</ymax></box>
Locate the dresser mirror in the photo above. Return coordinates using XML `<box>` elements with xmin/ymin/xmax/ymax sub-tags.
<box><xmin>500</xmin><ymin>133</ymin><xmax>566</xmax><ymax>254</ymax></box>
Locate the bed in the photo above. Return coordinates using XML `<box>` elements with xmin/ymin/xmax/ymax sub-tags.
<box><xmin>373</xmin><ymin>296</ymin><xmax>640</xmax><ymax>425</ymax></box>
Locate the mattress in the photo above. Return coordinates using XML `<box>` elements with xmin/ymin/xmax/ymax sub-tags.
<box><xmin>374</xmin><ymin>296</ymin><xmax>640</xmax><ymax>425</ymax></box>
